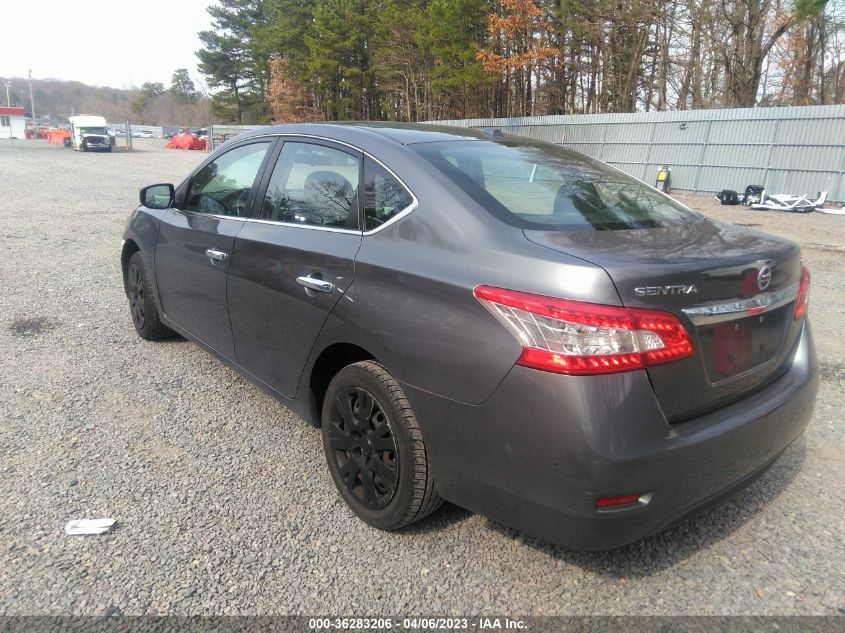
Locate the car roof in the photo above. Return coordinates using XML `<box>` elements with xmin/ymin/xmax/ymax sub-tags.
<box><xmin>237</xmin><ymin>122</ymin><xmax>492</xmax><ymax>147</ymax></box>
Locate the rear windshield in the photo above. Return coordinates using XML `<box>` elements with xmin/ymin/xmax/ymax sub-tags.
<box><xmin>412</xmin><ymin>140</ymin><xmax>702</xmax><ymax>231</ymax></box>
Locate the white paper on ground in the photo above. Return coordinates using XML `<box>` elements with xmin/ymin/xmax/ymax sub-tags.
<box><xmin>64</xmin><ymin>518</ymin><xmax>116</xmax><ymax>535</ymax></box>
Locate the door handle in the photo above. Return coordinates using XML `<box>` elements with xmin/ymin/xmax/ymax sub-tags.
<box><xmin>205</xmin><ymin>248</ymin><xmax>229</xmax><ymax>262</ymax></box>
<box><xmin>296</xmin><ymin>276</ymin><xmax>334</xmax><ymax>293</ymax></box>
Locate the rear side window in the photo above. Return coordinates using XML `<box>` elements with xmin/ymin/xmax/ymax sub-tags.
<box><xmin>185</xmin><ymin>142</ymin><xmax>270</xmax><ymax>216</ymax></box>
<box><xmin>412</xmin><ymin>140</ymin><xmax>702</xmax><ymax>231</ymax></box>
<box><xmin>364</xmin><ymin>158</ymin><xmax>414</xmax><ymax>231</ymax></box>
<box><xmin>260</xmin><ymin>142</ymin><xmax>360</xmax><ymax>229</ymax></box>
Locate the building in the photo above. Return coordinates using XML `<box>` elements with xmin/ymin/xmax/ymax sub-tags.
<box><xmin>0</xmin><ymin>107</ymin><xmax>26</xmax><ymax>139</ymax></box>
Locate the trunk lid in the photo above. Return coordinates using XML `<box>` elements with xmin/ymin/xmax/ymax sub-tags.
<box><xmin>524</xmin><ymin>219</ymin><xmax>805</xmax><ymax>421</ymax></box>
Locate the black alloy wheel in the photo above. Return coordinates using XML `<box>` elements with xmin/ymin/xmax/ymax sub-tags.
<box><xmin>328</xmin><ymin>387</ymin><xmax>399</xmax><ymax>510</ymax></box>
<box><xmin>127</xmin><ymin>261</ymin><xmax>146</xmax><ymax>330</ymax></box>
<box><xmin>326</xmin><ymin>386</ymin><xmax>399</xmax><ymax>510</ymax></box>
<box><xmin>321</xmin><ymin>361</ymin><xmax>442</xmax><ymax>530</ymax></box>
<box><xmin>126</xmin><ymin>251</ymin><xmax>173</xmax><ymax>340</ymax></box>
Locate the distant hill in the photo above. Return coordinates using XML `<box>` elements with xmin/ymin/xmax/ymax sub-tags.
<box><xmin>0</xmin><ymin>77</ymin><xmax>211</xmax><ymax>126</ymax></box>
<box><xmin>0</xmin><ymin>77</ymin><xmax>138</xmax><ymax>121</ymax></box>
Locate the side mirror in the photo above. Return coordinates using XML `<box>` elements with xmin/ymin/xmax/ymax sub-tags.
<box><xmin>140</xmin><ymin>183</ymin><xmax>175</xmax><ymax>209</ymax></box>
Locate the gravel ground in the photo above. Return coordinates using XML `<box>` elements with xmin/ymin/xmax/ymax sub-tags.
<box><xmin>0</xmin><ymin>138</ymin><xmax>843</xmax><ymax>616</ymax></box>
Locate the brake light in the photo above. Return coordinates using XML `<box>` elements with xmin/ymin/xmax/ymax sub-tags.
<box><xmin>793</xmin><ymin>264</ymin><xmax>811</xmax><ymax>320</ymax></box>
<box><xmin>474</xmin><ymin>286</ymin><xmax>694</xmax><ymax>376</ymax></box>
<box><xmin>596</xmin><ymin>494</ymin><xmax>642</xmax><ymax>508</ymax></box>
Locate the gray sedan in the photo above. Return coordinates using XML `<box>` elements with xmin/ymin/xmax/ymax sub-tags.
<box><xmin>121</xmin><ymin>123</ymin><xmax>817</xmax><ymax>550</ymax></box>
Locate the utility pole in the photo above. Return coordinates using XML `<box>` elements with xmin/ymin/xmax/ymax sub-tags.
<box><xmin>3</xmin><ymin>81</ymin><xmax>10</xmax><ymax>107</ymax></box>
<box><xmin>28</xmin><ymin>70</ymin><xmax>36</xmax><ymax>121</ymax></box>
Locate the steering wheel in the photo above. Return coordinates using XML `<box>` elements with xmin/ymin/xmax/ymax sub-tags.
<box><xmin>222</xmin><ymin>189</ymin><xmax>250</xmax><ymax>216</ymax></box>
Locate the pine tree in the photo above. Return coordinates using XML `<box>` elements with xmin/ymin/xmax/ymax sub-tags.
<box><xmin>306</xmin><ymin>0</ymin><xmax>380</xmax><ymax>119</ymax></box>
<box><xmin>196</xmin><ymin>0</ymin><xmax>271</xmax><ymax>123</ymax></box>
<box><xmin>421</xmin><ymin>0</ymin><xmax>493</xmax><ymax>118</ymax></box>
<box><xmin>170</xmin><ymin>70</ymin><xmax>198</xmax><ymax>105</ymax></box>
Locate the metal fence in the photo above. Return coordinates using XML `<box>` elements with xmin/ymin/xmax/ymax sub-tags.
<box><xmin>106</xmin><ymin>123</ymin><xmax>165</xmax><ymax>139</ymax></box>
<box><xmin>434</xmin><ymin>104</ymin><xmax>845</xmax><ymax>203</ymax></box>
<box><xmin>209</xmin><ymin>124</ymin><xmax>263</xmax><ymax>151</ymax></box>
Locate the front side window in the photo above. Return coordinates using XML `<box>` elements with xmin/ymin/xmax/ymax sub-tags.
<box><xmin>364</xmin><ymin>158</ymin><xmax>413</xmax><ymax>231</ymax></box>
<box><xmin>185</xmin><ymin>142</ymin><xmax>271</xmax><ymax>216</ymax></box>
<box><xmin>412</xmin><ymin>140</ymin><xmax>703</xmax><ymax>231</ymax></box>
<box><xmin>0</xmin><ymin>116</ymin><xmax>10</xmax><ymax>127</ymax></box>
<box><xmin>260</xmin><ymin>142</ymin><xmax>360</xmax><ymax>229</ymax></box>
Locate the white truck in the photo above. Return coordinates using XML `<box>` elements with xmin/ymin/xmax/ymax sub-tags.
<box><xmin>68</xmin><ymin>115</ymin><xmax>113</xmax><ymax>152</ymax></box>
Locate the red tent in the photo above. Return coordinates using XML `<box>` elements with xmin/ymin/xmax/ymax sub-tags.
<box><xmin>166</xmin><ymin>133</ymin><xmax>207</xmax><ymax>151</ymax></box>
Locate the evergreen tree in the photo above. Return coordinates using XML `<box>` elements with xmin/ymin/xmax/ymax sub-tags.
<box><xmin>421</xmin><ymin>0</ymin><xmax>492</xmax><ymax>118</ymax></box>
<box><xmin>196</xmin><ymin>0</ymin><xmax>271</xmax><ymax>123</ymax></box>
<box><xmin>170</xmin><ymin>70</ymin><xmax>198</xmax><ymax>105</ymax></box>
<box><xmin>306</xmin><ymin>0</ymin><xmax>380</xmax><ymax>119</ymax></box>
<box><xmin>372</xmin><ymin>0</ymin><xmax>429</xmax><ymax>121</ymax></box>
<box><xmin>260</xmin><ymin>0</ymin><xmax>317</xmax><ymax>71</ymax></box>
<box><xmin>131</xmin><ymin>82</ymin><xmax>165</xmax><ymax>120</ymax></box>
<box><xmin>194</xmin><ymin>0</ymin><xmax>842</xmax><ymax>121</ymax></box>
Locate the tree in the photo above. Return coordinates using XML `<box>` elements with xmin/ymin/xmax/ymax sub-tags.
<box><xmin>195</xmin><ymin>0</ymin><xmax>845</xmax><ymax>122</ymax></box>
<box><xmin>371</xmin><ymin>0</ymin><xmax>429</xmax><ymax>121</ymax></box>
<box><xmin>131</xmin><ymin>82</ymin><xmax>165</xmax><ymax>121</ymax></box>
<box><xmin>719</xmin><ymin>0</ymin><xmax>829</xmax><ymax>107</ymax></box>
<box><xmin>170</xmin><ymin>69</ymin><xmax>198</xmax><ymax>105</ymax></box>
<box><xmin>306</xmin><ymin>0</ymin><xmax>380</xmax><ymax>119</ymax></box>
<box><xmin>196</xmin><ymin>0</ymin><xmax>271</xmax><ymax>123</ymax></box>
<box><xmin>260</xmin><ymin>0</ymin><xmax>316</xmax><ymax>71</ymax></box>
<box><xmin>267</xmin><ymin>58</ymin><xmax>322</xmax><ymax>122</ymax></box>
<box><xmin>421</xmin><ymin>0</ymin><xmax>493</xmax><ymax>118</ymax></box>
<box><xmin>478</xmin><ymin>0</ymin><xmax>558</xmax><ymax>115</ymax></box>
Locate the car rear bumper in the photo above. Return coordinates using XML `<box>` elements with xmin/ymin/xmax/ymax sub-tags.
<box><xmin>402</xmin><ymin>322</ymin><xmax>818</xmax><ymax>550</ymax></box>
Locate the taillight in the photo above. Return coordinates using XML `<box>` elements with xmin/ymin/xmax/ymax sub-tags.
<box><xmin>474</xmin><ymin>286</ymin><xmax>694</xmax><ymax>376</ymax></box>
<box><xmin>793</xmin><ymin>264</ymin><xmax>811</xmax><ymax>320</ymax></box>
<box><xmin>596</xmin><ymin>494</ymin><xmax>642</xmax><ymax>508</ymax></box>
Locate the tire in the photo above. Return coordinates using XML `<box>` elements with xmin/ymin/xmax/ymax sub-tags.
<box><xmin>321</xmin><ymin>361</ymin><xmax>442</xmax><ymax>530</ymax></box>
<box><xmin>126</xmin><ymin>251</ymin><xmax>173</xmax><ymax>340</ymax></box>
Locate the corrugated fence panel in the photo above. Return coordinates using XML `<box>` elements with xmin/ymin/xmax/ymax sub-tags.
<box><xmin>699</xmin><ymin>166</ymin><xmax>768</xmax><ymax>191</ymax></box>
<box><xmin>777</xmin><ymin>118</ymin><xmax>839</xmax><ymax>146</ymax></box>
<box><xmin>604</xmin><ymin>121</ymin><xmax>654</xmax><ymax>143</ymax></box>
<box><xmin>766</xmin><ymin>170</ymin><xmax>840</xmax><ymax>199</ymax></box>
<box><xmin>702</xmin><ymin>144</ymin><xmax>770</xmax><ymax>169</ymax></box>
<box><xmin>430</xmin><ymin>105</ymin><xmax>845</xmax><ymax>202</ymax></box>
<box><xmin>560</xmin><ymin>125</ymin><xmax>599</xmax><ymax>144</ymax></box>
<box><xmin>600</xmin><ymin>143</ymin><xmax>650</xmax><ymax>164</ymax></box>
<box><xmin>707</xmin><ymin>119</ymin><xmax>777</xmax><ymax>145</ymax></box>
<box><xmin>564</xmin><ymin>142</ymin><xmax>596</xmax><ymax>156</ymax></box>
<box><xmin>770</xmin><ymin>145</ymin><xmax>841</xmax><ymax>172</ymax></box>
<box><xmin>652</xmin><ymin>121</ymin><xmax>710</xmax><ymax>144</ymax></box>
<box><xmin>531</xmin><ymin>124</ymin><xmax>568</xmax><ymax>143</ymax></box>
<box><xmin>209</xmin><ymin>124</ymin><xmax>263</xmax><ymax>150</ymax></box>
<box><xmin>650</xmin><ymin>144</ymin><xmax>703</xmax><ymax>166</ymax></box>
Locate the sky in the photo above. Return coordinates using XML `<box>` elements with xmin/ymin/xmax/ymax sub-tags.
<box><xmin>0</xmin><ymin>0</ymin><xmax>214</xmax><ymax>89</ymax></box>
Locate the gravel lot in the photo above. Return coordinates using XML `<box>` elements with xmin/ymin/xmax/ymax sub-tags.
<box><xmin>0</xmin><ymin>138</ymin><xmax>843</xmax><ymax>616</ymax></box>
